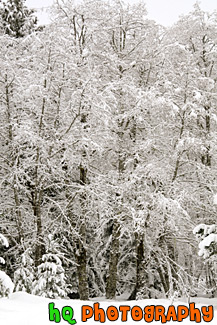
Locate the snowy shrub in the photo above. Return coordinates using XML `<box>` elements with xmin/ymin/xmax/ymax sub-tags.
<box><xmin>193</xmin><ymin>224</ymin><xmax>217</xmax><ymax>259</ymax></box>
<box><xmin>0</xmin><ymin>271</ymin><xmax>14</xmax><ymax>297</ymax></box>
<box><xmin>0</xmin><ymin>233</ymin><xmax>14</xmax><ymax>297</ymax></box>
<box><xmin>32</xmin><ymin>235</ymin><xmax>68</xmax><ymax>298</ymax></box>
<box><xmin>14</xmin><ymin>249</ymin><xmax>35</xmax><ymax>294</ymax></box>
<box><xmin>193</xmin><ymin>223</ymin><xmax>217</xmax><ymax>296</ymax></box>
<box><xmin>0</xmin><ymin>233</ymin><xmax>9</xmax><ymax>266</ymax></box>
<box><xmin>0</xmin><ymin>270</ymin><xmax>14</xmax><ymax>297</ymax></box>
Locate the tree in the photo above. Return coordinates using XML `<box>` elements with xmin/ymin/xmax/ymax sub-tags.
<box><xmin>0</xmin><ymin>234</ymin><xmax>14</xmax><ymax>297</ymax></box>
<box><xmin>0</xmin><ymin>233</ymin><xmax>9</xmax><ymax>265</ymax></box>
<box><xmin>147</xmin><ymin>4</ymin><xmax>217</xmax><ymax>297</ymax></box>
<box><xmin>0</xmin><ymin>0</ymin><xmax>37</xmax><ymax>38</ymax></box>
<box><xmin>193</xmin><ymin>223</ymin><xmax>217</xmax><ymax>296</ymax></box>
<box><xmin>33</xmin><ymin>235</ymin><xmax>68</xmax><ymax>298</ymax></box>
<box><xmin>14</xmin><ymin>249</ymin><xmax>35</xmax><ymax>293</ymax></box>
<box><xmin>0</xmin><ymin>0</ymin><xmax>217</xmax><ymax>301</ymax></box>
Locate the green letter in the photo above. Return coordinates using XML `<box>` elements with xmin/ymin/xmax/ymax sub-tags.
<box><xmin>49</xmin><ymin>303</ymin><xmax>61</xmax><ymax>323</ymax></box>
<box><xmin>62</xmin><ymin>306</ymin><xmax>77</xmax><ymax>325</ymax></box>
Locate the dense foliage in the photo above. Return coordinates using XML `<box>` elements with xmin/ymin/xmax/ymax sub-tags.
<box><xmin>0</xmin><ymin>0</ymin><xmax>37</xmax><ymax>37</ymax></box>
<box><xmin>0</xmin><ymin>0</ymin><xmax>217</xmax><ymax>299</ymax></box>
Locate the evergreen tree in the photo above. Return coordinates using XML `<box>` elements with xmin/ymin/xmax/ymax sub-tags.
<box><xmin>0</xmin><ymin>0</ymin><xmax>37</xmax><ymax>38</ymax></box>
<box><xmin>0</xmin><ymin>234</ymin><xmax>14</xmax><ymax>297</ymax></box>
<box><xmin>32</xmin><ymin>235</ymin><xmax>68</xmax><ymax>298</ymax></box>
<box><xmin>14</xmin><ymin>249</ymin><xmax>35</xmax><ymax>293</ymax></box>
<box><xmin>193</xmin><ymin>223</ymin><xmax>217</xmax><ymax>296</ymax></box>
<box><xmin>0</xmin><ymin>233</ymin><xmax>9</xmax><ymax>264</ymax></box>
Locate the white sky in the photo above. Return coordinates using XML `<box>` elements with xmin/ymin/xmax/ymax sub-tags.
<box><xmin>26</xmin><ymin>0</ymin><xmax>217</xmax><ymax>26</ymax></box>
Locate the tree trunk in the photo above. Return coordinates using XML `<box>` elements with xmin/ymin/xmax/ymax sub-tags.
<box><xmin>155</xmin><ymin>257</ymin><xmax>169</xmax><ymax>295</ymax></box>
<box><xmin>135</xmin><ymin>235</ymin><xmax>149</xmax><ymax>299</ymax></box>
<box><xmin>106</xmin><ymin>220</ymin><xmax>120</xmax><ymax>299</ymax></box>
<box><xmin>76</xmin><ymin>236</ymin><xmax>89</xmax><ymax>300</ymax></box>
<box><xmin>34</xmin><ymin>198</ymin><xmax>44</xmax><ymax>266</ymax></box>
<box><xmin>76</xmin><ymin>163</ymin><xmax>89</xmax><ymax>300</ymax></box>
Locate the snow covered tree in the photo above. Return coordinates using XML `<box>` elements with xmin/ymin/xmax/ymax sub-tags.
<box><xmin>148</xmin><ymin>4</ymin><xmax>217</xmax><ymax>298</ymax></box>
<box><xmin>0</xmin><ymin>0</ymin><xmax>37</xmax><ymax>38</ymax></box>
<box><xmin>0</xmin><ymin>271</ymin><xmax>14</xmax><ymax>297</ymax></box>
<box><xmin>0</xmin><ymin>233</ymin><xmax>9</xmax><ymax>265</ymax></box>
<box><xmin>193</xmin><ymin>223</ymin><xmax>217</xmax><ymax>296</ymax></box>
<box><xmin>0</xmin><ymin>234</ymin><xmax>14</xmax><ymax>297</ymax></box>
<box><xmin>14</xmin><ymin>248</ymin><xmax>35</xmax><ymax>293</ymax></box>
<box><xmin>33</xmin><ymin>235</ymin><xmax>68</xmax><ymax>298</ymax></box>
<box><xmin>194</xmin><ymin>224</ymin><xmax>217</xmax><ymax>259</ymax></box>
<box><xmin>0</xmin><ymin>0</ymin><xmax>217</xmax><ymax>302</ymax></box>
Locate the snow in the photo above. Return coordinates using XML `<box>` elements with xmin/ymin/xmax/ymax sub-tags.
<box><xmin>0</xmin><ymin>257</ymin><xmax>5</xmax><ymax>264</ymax></box>
<box><xmin>189</xmin><ymin>110</ymin><xmax>197</xmax><ymax>118</ymax></box>
<box><xmin>171</xmin><ymin>103</ymin><xmax>179</xmax><ymax>112</ymax></box>
<box><xmin>208</xmin><ymin>225</ymin><xmax>216</xmax><ymax>235</ymax></box>
<box><xmin>193</xmin><ymin>223</ymin><xmax>206</xmax><ymax>235</ymax></box>
<box><xmin>193</xmin><ymin>224</ymin><xmax>216</xmax><ymax>237</ymax></box>
<box><xmin>193</xmin><ymin>223</ymin><xmax>217</xmax><ymax>258</ymax></box>
<box><xmin>213</xmin><ymin>194</ymin><xmax>217</xmax><ymax>205</ymax></box>
<box><xmin>0</xmin><ymin>271</ymin><xmax>14</xmax><ymax>294</ymax></box>
<box><xmin>0</xmin><ymin>234</ymin><xmax>9</xmax><ymax>248</ymax></box>
<box><xmin>193</xmin><ymin>91</ymin><xmax>201</xmax><ymax>100</ymax></box>
<box><xmin>0</xmin><ymin>292</ymin><xmax>216</xmax><ymax>324</ymax></box>
<box><xmin>198</xmin><ymin>233</ymin><xmax>217</xmax><ymax>257</ymax></box>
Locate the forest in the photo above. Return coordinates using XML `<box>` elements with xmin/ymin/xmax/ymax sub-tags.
<box><xmin>0</xmin><ymin>0</ymin><xmax>217</xmax><ymax>301</ymax></box>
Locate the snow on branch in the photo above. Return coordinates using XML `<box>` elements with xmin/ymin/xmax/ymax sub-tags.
<box><xmin>193</xmin><ymin>223</ymin><xmax>217</xmax><ymax>259</ymax></box>
<box><xmin>0</xmin><ymin>234</ymin><xmax>9</xmax><ymax>248</ymax></box>
<box><xmin>198</xmin><ymin>233</ymin><xmax>217</xmax><ymax>258</ymax></box>
<box><xmin>0</xmin><ymin>270</ymin><xmax>14</xmax><ymax>296</ymax></box>
<box><xmin>0</xmin><ymin>257</ymin><xmax>5</xmax><ymax>264</ymax></box>
<box><xmin>193</xmin><ymin>224</ymin><xmax>216</xmax><ymax>238</ymax></box>
<box><xmin>213</xmin><ymin>193</ymin><xmax>217</xmax><ymax>205</ymax></box>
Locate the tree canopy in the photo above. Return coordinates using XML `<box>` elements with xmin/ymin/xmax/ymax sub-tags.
<box><xmin>0</xmin><ymin>0</ymin><xmax>217</xmax><ymax>299</ymax></box>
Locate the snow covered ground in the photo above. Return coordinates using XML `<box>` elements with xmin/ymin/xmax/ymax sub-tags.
<box><xmin>0</xmin><ymin>292</ymin><xmax>216</xmax><ymax>324</ymax></box>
